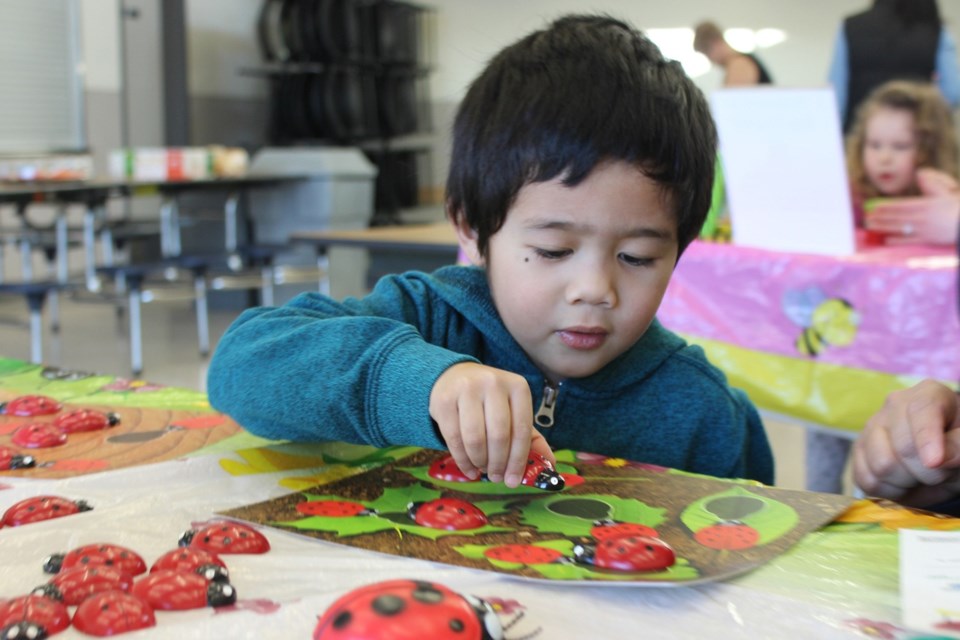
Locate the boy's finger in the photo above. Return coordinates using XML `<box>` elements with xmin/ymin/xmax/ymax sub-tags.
<box><xmin>482</xmin><ymin>396</ymin><xmax>513</xmax><ymax>483</ymax></box>
<box><xmin>438</xmin><ymin>420</ymin><xmax>480</xmax><ymax>480</ymax></box>
<box><xmin>502</xmin><ymin>429</ymin><xmax>531</xmax><ymax>489</ymax></box>
<box><xmin>457</xmin><ymin>395</ymin><xmax>488</xmax><ymax>472</ymax></box>
<box><xmin>503</xmin><ymin>388</ymin><xmax>535</xmax><ymax>488</ymax></box>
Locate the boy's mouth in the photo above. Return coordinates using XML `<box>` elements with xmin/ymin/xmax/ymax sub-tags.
<box><xmin>556</xmin><ymin>327</ymin><xmax>608</xmax><ymax>350</ymax></box>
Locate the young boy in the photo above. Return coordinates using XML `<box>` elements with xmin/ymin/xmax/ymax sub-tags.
<box><xmin>207</xmin><ymin>14</ymin><xmax>774</xmax><ymax>488</ymax></box>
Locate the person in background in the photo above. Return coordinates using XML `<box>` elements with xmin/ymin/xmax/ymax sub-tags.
<box><xmin>207</xmin><ymin>14</ymin><xmax>774</xmax><ymax>488</ymax></box>
<box><xmin>845</xmin><ymin>80</ymin><xmax>960</xmax><ymax>245</ymax></box>
<box><xmin>828</xmin><ymin>0</ymin><xmax>960</xmax><ymax>134</ymax></box>
<box><xmin>853</xmin><ymin>380</ymin><xmax>960</xmax><ymax>516</ymax></box>
<box><xmin>693</xmin><ymin>20</ymin><xmax>774</xmax><ymax>86</ymax></box>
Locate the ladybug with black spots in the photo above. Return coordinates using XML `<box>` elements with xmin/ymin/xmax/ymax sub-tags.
<box><xmin>573</xmin><ymin>534</ymin><xmax>676</xmax><ymax>572</ymax></box>
<box><xmin>0</xmin><ymin>594</ymin><xmax>71</xmax><ymax>640</ymax></box>
<box><xmin>1</xmin><ymin>495</ymin><xmax>92</xmax><ymax>528</ymax></box>
<box><xmin>407</xmin><ymin>498</ymin><xmax>488</xmax><ymax>531</ymax></box>
<box><xmin>428</xmin><ymin>454</ymin><xmax>480</xmax><ymax>483</ymax></box>
<box><xmin>53</xmin><ymin>408</ymin><xmax>121</xmax><ymax>433</ymax></box>
<box><xmin>132</xmin><ymin>569</ymin><xmax>237</xmax><ymax>610</ymax></box>
<box><xmin>72</xmin><ymin>590</ymin><xmax>156</xmax><ymax>636</ymax></box>
<box><xmin>178</xmin><ymin>521</ymin><xmax>271</xmax><ymax>554</ymax></box>
<box><xmin>0</xmin><ymin>446</ymin><xmax>36</xmax><ymax>471</ymax></box>
<box><xmin>33</xmin><ymin>565</ymin><xmax>135</xmax><ymax>606</ymax></box>
<box><xmin>43</xmin><ymin>542</ymin><xmax>147</xmax><ymax>575</ymax></box>
<box><xmin>0</xmin><ymin>394</ymin><xmax>62</xmax><ymax>417</ymax></box>
<box><xmin>11</xmin><ymin>423</ymin><xmax>67</xmax><ymax>449</ymax></box>
<box><xmin>150</xmin><ymin>547</ymin><xmax>229</xmax><ymax>583</ymax></box>
<box><xmin>313</xmin><ymin>579</ymin><xmax>503</xmax><ymax>640</ymax></box>
<box><xmin>518</xmin><ymin>452</ymin><xmax>564</xmax><ymax>491</ymax></box>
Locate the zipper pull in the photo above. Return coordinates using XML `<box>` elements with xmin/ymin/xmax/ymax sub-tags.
<box><xmin>534</xmin><ymin>383</ymin><xmax>558</xmax><ymax>428</ymax></box>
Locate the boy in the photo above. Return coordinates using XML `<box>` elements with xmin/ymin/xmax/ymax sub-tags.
<box><xmin>207</xmin><ymin>14</ymin><xmax>774</xmax><ymax>488</ymax></box>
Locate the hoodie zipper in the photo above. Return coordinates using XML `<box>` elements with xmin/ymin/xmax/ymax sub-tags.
<box><xmin>534</xmin><ymin>382</ymin><xmax>560</xmax><ymax>428</ymax></box>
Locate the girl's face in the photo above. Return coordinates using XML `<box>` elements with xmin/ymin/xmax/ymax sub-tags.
<box><xmin>862</xmin><ymin>106</ymin><xmax>918</xmax><ymax>196</ymax></box>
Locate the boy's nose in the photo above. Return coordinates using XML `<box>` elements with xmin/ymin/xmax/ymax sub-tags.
<box><xmin>566</xmin><ymin>266</ymin><xmax>617</xmax><ymax>307</ymax></box>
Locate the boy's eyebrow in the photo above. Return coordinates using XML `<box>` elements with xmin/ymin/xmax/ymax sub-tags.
<box><xmin>525</xmin><ymin>220</ymin><xmax>675</xmax><ymax>241</ymax></box>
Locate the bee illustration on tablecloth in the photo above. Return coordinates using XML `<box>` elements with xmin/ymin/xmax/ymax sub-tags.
<box><xmin>782</xmin><ymin>286</ymin><xmax>860</xmax><ymax>357</ymax></box>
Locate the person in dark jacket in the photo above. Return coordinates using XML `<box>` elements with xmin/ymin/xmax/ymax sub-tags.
<box><xmin>828</xmin><ymin>0</ymin><xmax>960</xmax><ymax>133</ymax></box>
<box><xmin>693</xmin><ymin>20</ymin><xmax>773</xmax><ymax>86</ymax></box>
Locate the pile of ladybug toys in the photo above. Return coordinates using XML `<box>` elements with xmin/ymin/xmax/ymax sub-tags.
<box><xmin>0</xmin><ymin>521</ymin><xmax>270</xmax><ymax>637</ymax></box>
<box><xmin>0</xmin><ymin>394</ymin><xmax>121</xmax><ymax>469</ymax></box>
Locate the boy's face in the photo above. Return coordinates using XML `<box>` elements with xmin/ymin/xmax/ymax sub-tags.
<box><xmin>457</xmin><ymin>160</ymin><xmax>678</xmax><ymax>383</ymax></box>
<box><xmin>863</xmin><ymin>106</ymin><xmax>918</xmax><ymax>196</ymax></box>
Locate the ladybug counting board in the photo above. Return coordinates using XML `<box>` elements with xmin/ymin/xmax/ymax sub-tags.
<box><xmin>221</xmin><ymin>448</ymin><xmax>853</xmax><ymax>586</ymax></box>
<box><xmin>0</xmin><ymin>360</ymin><xmax>242</xmax><ymax>478</ymax></box>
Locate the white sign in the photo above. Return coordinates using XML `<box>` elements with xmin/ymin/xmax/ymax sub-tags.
<box><xmin>711</xmin><ymin>87</ymin><xmax>856</xmax><ymax>256</ymax></box>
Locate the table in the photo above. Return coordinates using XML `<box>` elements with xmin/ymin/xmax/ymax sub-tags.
<box><xmin>0</xmin><ymin>176</ymin><xmax>305</xmax><ymax>369</ymax></box>
<box><xmin>0</xmin><ymin>175</ymin><xmax>305</xmax><ymax>290</ymax></box>
<box><xmin>0</xmin><ymin>356</ymin><xmax>956</xmax><ymax>639</ymax></box>
<box><xmin>658</xmin><ymin>240</ymin><xmax>959</xmax><ymax>491</ymax></box>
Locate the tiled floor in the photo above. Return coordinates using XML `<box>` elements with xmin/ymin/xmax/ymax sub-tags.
<box><xmin>0</xmin><ymin>292</ymin><xmax>831</xmax><ymax>493</ymax></box>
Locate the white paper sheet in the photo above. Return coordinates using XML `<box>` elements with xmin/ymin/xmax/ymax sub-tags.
<box><xmin>900</xmin><ymin>529</ymin><xmax>960</xmax><ymax>638</ymax></box>
<box><xmin>711</xmin><ymin>87</ymin><xmax>856</xmax><ymax>257</ymax></box>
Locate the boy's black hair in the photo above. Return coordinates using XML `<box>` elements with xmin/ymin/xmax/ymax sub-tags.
<box><xmin>446</xmin><ymin>14</ymin><xmax>717</xmax><ymax>259</ymax></box>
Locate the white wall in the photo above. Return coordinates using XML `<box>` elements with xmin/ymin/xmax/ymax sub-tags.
<box><xmin>76</xmin><ymin>0</ymin><xmax>960</xmax><ymax>188</ymax></box>
<box><xmin>430</xmin><ymin>0</ymin><xmax>960</xmax><ymax>97</ymax></box>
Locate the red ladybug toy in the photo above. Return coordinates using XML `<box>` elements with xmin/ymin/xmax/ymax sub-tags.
<box><xmin>0</xmin><ymin>395</ymin><xmax>61</xmax><ymax>417</ymax></box>
<box><xmin>34</xmin><ymin>565</ymin><xmax>135</xmax><ymax>606</ymax></box>
<box><xmin>408</xmin><ymin>498</ymin><xmax>488</xmax><ymax>531</ymax></box>
<box><xmin>43</xmin><ymin>543</ymin><xmax>147</xmax><ymax>576</ymax></box>
<box><xmin>179</xmin><ymin>521</ymin><xmax>271</xmax><ymax>554</ymax></box>
<box><xmin>313</xmin><ymin>579</ymin><xmax>503</xmax><ymax>640</ymax></box>
<box><xmin>0</xmin><ymin>446</ymin><xmax>36</xmax><ymax>471</ymax></box>
<box><xmin>132</xmin><ymin>570</ymin><xmax>236</xmax><ymax>610</ymax></box>
<box><xmin>11</xmin><ymin>423</ymin><xmax>66</xmax><ymax>449</ymax></box>
<box><xmin>53</xmin><ymin>408</ymin><xmax>121</xmax><ymax>433</ymax></box>
<box><xmin>518</xmin><ymin>452</ymin><xmax>564</xmax><ymax>491</ymax></box>
<box><xmin>428</xmin><ymin>454</ymin><xmax>480</xmax><ymax>483</ymax></box>
<box><xmin>2</xmin><ymin>495</ymin><xmax>92</xmax><ymax>528</ymax></box>
<box><xmin>150</xmin><ymin>547</ymin><xmax>229</xmax><ymax>583</ymax></box>
<box><xmin>0</xmin><ymin>594</ymin><xmax>71</xmax><ymax>640</ymax></box>
<box><xmin>72</xmin><ymin>590</ymin><xmax>155</xmax><ymax>636</ymax></box>
<box><xmin>573</xmin><ymin>534</ymin><xmax>676</xmax><ymax>572</ymax></box>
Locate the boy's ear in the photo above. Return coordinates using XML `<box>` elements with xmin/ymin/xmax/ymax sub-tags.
<box><xmin>452</xmin><ymin>215</ymin><xmax>484</xmax><ymax>266</ymax></box>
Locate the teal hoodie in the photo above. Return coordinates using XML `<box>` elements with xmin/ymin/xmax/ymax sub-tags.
<box><xmin>207</xmin><ymin>266</ymin><xmax>774</xmax><ymax>484</ymax></box>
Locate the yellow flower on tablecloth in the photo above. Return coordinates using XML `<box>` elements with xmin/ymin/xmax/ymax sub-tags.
<box><xmin>834</xmin><ymin>499</ymin><xmax>960</xmax><ymax>531</ymax></box>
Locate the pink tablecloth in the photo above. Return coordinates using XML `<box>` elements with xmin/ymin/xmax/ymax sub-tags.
<box><xmin>659</xmin><ymin>241</ymin><xmax>959</xmax><ymax>431</ymax></box>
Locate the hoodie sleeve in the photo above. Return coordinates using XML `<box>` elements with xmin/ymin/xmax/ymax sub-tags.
<box><xmin>206</xmin><ymin>273</ymin><xmax>478</xmax><ymax>448</ymax></box>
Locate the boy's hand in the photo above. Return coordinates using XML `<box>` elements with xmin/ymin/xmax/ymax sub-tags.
<box><xmin>430</xmin><ymin>362</ymin><xmax>555</xmax><ymax>488</ymax></box>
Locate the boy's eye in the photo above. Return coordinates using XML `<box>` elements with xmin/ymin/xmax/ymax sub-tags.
<box><xmin>619</xmin><ymin>253</ymin><xmax>653</xmax><ymax>267</ymax></box>
<box><xmin>533</xmin><ymin>247</ymin><xmax>571</xmax><ymax>260</ymax></box>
